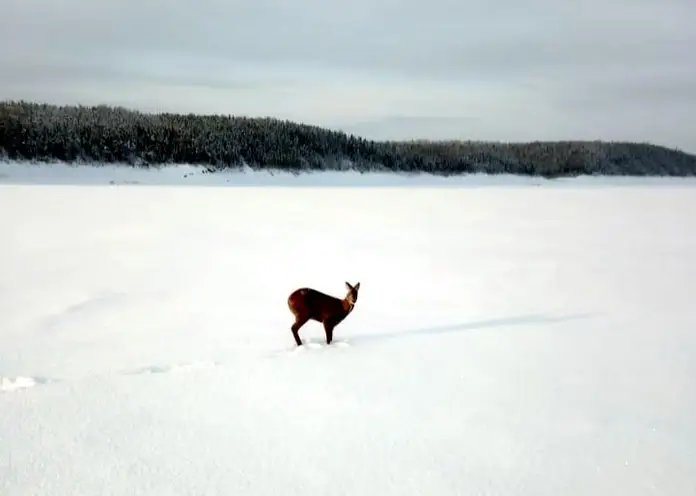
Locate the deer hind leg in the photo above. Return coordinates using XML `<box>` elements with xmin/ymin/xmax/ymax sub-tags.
<box><xmin>291</xmin><ymin>315</ymin><xmax>309</xmax><ymax>346</ymax></box>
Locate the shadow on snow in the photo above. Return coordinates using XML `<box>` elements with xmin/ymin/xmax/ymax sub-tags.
<box><xmin>353</xmin><ymin>313</ymin><xmax>595</xmax><ymax>344</ymax></box>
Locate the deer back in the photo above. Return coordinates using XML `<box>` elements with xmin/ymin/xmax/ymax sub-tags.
<box><xmin>288</xmin><ymin>288</ymin><xmax>348</xmax><ymax>322</ymax></box>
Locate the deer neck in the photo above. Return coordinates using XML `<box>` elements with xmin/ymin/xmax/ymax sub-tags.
<box><xmin>341</xmin><ymin>297</ymin><xmax>355</xmax><ymax>314</ymax></box>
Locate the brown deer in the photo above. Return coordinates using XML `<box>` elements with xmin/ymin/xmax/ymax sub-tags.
<box><xmin>287</xmin><ymin>282</ymin><xmax>361</xmax><ymax>346</ymax></box>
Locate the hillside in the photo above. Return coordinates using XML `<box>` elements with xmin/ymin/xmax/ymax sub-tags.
<box><xmin>1</xmin><ymin>100</ymin><xmax>695</xmax><ymax>178</ymax></box>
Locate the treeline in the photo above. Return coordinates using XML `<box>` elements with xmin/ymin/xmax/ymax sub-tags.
<box><xmin>1</xmin><ymin>100</ymin><xmax>695</xmax><ymax>177</ymax></box>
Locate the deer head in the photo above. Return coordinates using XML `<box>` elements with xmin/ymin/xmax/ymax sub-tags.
<box><xmin>345</xmin><ymin>281</ymin><xmax>361</xmax><ymax>306</ymax></box>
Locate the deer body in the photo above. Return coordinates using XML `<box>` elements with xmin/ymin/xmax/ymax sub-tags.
<box><xmin>287</xmin><ymin>282</ymin><xmax>360</xmax><ymax>346</ymax></box>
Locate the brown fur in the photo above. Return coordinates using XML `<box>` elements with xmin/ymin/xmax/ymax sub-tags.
<box><xmin>287</xmin><ymin>281</ymin><xmax>361</xmax><ymax>346</ymax></box>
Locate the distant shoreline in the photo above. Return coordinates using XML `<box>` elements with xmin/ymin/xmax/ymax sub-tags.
<box><xmin>4</xmin><ymin>161</ymin><xmax>696</xmax><ymax>188</ymax></box>
<box><xmin>2</xmin><ymin>100</ymin><xmax>695</xmax><ymax>178</ymax></box>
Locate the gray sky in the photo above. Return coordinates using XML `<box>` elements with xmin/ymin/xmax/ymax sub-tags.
<box><xmin>2</xmin><ymin>0</ymin><xmax>695</xmax><ymax>152</ymax></box>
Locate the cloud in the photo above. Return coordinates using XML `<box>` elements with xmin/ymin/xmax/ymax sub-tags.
<box><xmin>1</xmin><ymin>0</ymin><xmax>695</xmax><ymax>152</ymax></box>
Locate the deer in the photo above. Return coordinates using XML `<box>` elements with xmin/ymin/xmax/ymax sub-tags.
<box><xmin>287</xmin><ymin>281</ymin><xmax>361</xmax><ymax>346</ymax></box>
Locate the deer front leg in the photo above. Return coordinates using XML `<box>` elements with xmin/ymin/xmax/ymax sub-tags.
<box><xmin>323</xmin><ymin>320</ymin><xmax>335</xmax><ymax>345</ymax></box>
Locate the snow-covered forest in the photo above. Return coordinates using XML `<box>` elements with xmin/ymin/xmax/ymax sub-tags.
<box><xmin>2</xmin><ymin>100</ymin><xmax>695</xmax><ymax>177</ymax></box>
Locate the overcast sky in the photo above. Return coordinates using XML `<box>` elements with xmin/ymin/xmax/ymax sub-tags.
<box><xmin>2</xmin><ymin>0</ymin><xmax>695</xmax><ymax>152</ymax></box>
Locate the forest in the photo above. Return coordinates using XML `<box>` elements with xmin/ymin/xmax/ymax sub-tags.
<box><xmin>2</xmin><ymin>100</ymin><xmax>695</xmax><ymax>178</ymax></box>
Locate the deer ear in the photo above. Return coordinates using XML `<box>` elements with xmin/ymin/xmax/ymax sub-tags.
<box><xmin>353</xmin><ymin>282</ymin><xmax>360</xmax><ymax>291</ymax></box>
<box><xmin>345</xmin><ymin>281</ymin><xmax>353</xmax><ymax>290</ymax></box>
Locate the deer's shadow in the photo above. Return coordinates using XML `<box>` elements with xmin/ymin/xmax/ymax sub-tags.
<box><xmin>353</xmin><ymin>312</ymin><xmax>594</xmax><ymax>344</ymax></box>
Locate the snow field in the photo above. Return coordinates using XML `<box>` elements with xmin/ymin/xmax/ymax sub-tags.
<box><xmin>1</xmin><ymin>164</ymin><xmax>696</xmax><ymax>495</ymax></box>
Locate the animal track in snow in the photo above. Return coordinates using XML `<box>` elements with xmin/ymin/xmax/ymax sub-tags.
<box><xmin>268</xmin><ymin>339</ymin><xmax>352</xmax><ymax>358</ymax></box>
<box><xmin>40</xmin><ymin>291</ymin><xmax>130</xmax><ymax>332</ymax></box>
<box><xmin>125</xmin><ymin>360</ymin><xmax>220</xmax><ymax>376</ymax></box>
<box><xmin>304</xmin><ymin>340</ymin><xmax>351</xmax><ymax>349</ymax></box>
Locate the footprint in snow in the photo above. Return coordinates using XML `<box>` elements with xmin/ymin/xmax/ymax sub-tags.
<box><xmin>125</xmin><ymin>360</ymin><xmax>220</xmax><ymax>376</ymax></box>
<box><xmin>268</xmin><ymin>339</ymin><xmax>352</xmax><ymax>358</ymax></box>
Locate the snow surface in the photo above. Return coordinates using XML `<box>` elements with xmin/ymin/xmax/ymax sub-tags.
<box><xmin>1</xmin><ymin>160</ymin><xmax>696</xmax><ymax>495</ymax></box>
<box><xmin>4</xmin><ymin>159</ymin><xmax>696</xmax><ymax>188</ymax></box>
